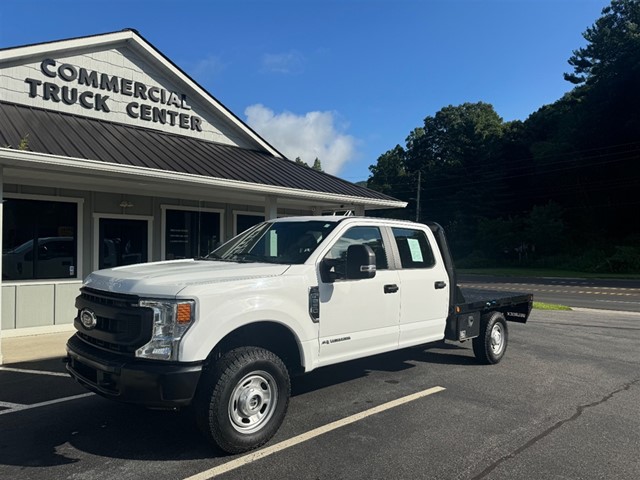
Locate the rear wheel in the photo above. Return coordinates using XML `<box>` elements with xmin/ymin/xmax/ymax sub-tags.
<box><xmin>195</xmin><ymin>346</ymin><xmax>290</xmax><ymax>454</ymax></box>
<box><xmin>473</xmin><ymin>312</ymin><xmax>508</xmax><ymax>364</ymax></box>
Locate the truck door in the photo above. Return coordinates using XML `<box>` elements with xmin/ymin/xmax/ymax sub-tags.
<box><xmin>316</xmin><ymin>225</ymin><xmax>400</xmax><ymax>366</ymax></box>
<box><xmin>391</xmin><ymin>227</ymin><xmax>450</xmax><ymax>348</ymax></box>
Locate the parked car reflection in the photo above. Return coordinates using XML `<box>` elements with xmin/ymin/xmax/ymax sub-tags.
<box><xmin>3</xmin><ymin>236</ymin><xmax>75</xmax><ymax>280</ymax></box>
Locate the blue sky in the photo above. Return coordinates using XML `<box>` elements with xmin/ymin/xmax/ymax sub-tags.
<box><xmin>0</xmin><ymin>0</ymin><xmax>608</xmax><ymax>181</ymax></box>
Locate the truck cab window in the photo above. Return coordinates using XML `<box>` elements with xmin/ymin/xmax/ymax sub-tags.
<box><xmin>324</xmin><ymin>226</ymin><xmax>388</xmax><ymax>280</ymax></box>
<box><xmin>392</xmin><ymin>227</ymin><xmax>435</xmax><ymax>269</ymax></box>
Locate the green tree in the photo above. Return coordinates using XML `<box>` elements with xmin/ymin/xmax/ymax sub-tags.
<box><xmin>565</xmin><ymin>0</ymin><xmax>640</xmax><ymax>87</ymax></box>
<box><xmin>409</xmin><ymin>102</ymin><xmax>506</xmax><ymax>249</ymax></box>
<box><xmin>312</xmin><ymin>158</ymin><xmax>323</xmax><ymax>172</ymax></box>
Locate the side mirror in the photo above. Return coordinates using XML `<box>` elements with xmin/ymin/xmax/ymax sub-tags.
<box><xmin>346</xmin><ymin>244</ymin><xmax>376</xmax><ymax>280</ymax></box>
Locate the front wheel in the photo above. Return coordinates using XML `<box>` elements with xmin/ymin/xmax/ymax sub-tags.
<box><xmin>195</xmin><ymin>346</ymin><xmax>291</xmax><ymax>454</ymax></box>
<box><xmin>473</xmin><ymin>312</ymin><xmax>508</xmax><ymax>364</ymax></box>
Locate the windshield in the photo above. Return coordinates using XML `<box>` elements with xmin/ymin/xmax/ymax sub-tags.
<box><xmin>207</xmin><ymin>220</ymin><xmax>339</xmax><ymax>264</ymax></box>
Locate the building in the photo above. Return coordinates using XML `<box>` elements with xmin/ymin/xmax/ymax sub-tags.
<box><xmin>0</xmin><ymin>29</ymin><xmax>404</xmax><ymax>361</ymax></box>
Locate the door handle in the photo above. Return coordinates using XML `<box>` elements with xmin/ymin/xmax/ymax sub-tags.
<box><xmin>384</xmin><ymin>284</ymin><xmax>399</xmax><ymax>294</ymax></box>
<box><xmin>434</xmin><ymin>281</ymin><xmax>447</xmax><ymax>289</ymax></box>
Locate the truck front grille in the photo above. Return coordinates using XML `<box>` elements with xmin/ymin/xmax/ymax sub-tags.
<box><xmin>74</xmin><ymin>288</ymin><xmax>153</xmax><ymax>355</ymax></box>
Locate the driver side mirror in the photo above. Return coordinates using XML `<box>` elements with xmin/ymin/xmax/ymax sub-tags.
<box><xmin>346</xmin><ymin>244</ymin><xmax>376</xmax><ymax>280</ymax></box>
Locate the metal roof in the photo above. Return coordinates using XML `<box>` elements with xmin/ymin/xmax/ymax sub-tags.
<box><xmin>0</xmin><ymin>101</ymin><xmax>398</xmax><ymax>203</ymax></box>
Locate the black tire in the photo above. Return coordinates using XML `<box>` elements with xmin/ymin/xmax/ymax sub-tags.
<box><xmin>194</xmin><ymin>346</ymin><xmax>290</xmax><ymax>454</ymax></box>
<box><xmin>473</xmin><ymin>312</ymin><xmax>508</xmax><ymax>365</ymax></box>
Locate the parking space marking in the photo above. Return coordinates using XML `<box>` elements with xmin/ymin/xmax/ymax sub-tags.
<box><xmin>0</xmin><ymin>393</ymin><xmax>94</xmax><ymax>416</ymax></box>
<box><xmin>0</xmin><ymin>401</ymin><xmax>24</xmax><ymax>409</ymax></box>
<box><xmin>0</xmin><ymin>366</ymin><xmax>69</xmax><ymax>377</ymax></box>
<box><xmin>184</xmin><ymin>385</ymin><xmax>445</xmax><ymax>480</ymax></box>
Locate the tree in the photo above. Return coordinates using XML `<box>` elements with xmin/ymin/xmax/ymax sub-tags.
<box><xmin>367</xmin><ymin>145</ymin><xmax>415</xmax><ymax>219</ymax></box>
<box><xmin>408</xmin><ymin>103</ymin><xmax>506</xmax><ymax>238</ymax></box>
<box><xmin>564</xmin><ymin>0</ymin><xmax>640</xmax><ymax>87</ymax></box>
<box><xmin>312</xmin><ymin>158</ymin><xmax>323</xmax><ymax>172</ymax></box>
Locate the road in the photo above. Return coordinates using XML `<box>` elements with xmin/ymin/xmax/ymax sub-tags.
<box><xmin>1</xmin><ymin>307</ymin><xmax>639</xmax><ymax>479</ymax></box>
<box><xmin>458</xmin><ymin>274</ymin><xmax>640</xmax><ymax>312</ymax></box>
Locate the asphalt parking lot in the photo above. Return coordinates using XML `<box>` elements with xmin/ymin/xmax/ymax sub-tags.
<box><xmin>1</xmin><ymin>308</ymin><xmax>639</xmax><ymax>480</ymax></box>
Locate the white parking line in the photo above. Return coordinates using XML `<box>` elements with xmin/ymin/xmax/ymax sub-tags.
<box><xmin>184</xmin><ymin>385</ymin><xmax>445</xmax><ymax>480</ymax></box>
<box><xmin>0</xmin><ymin>366</ymin><xmax>69</xmax><ymax>377</ymax></box>
<box><xmin>0</xmin><ymin>393</ymin><xmax>95</xmax><ymax>416</ymax></box>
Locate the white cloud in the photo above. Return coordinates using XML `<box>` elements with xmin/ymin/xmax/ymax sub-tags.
<box><xmin>261</xmin><ymin>51</ymin><xmax>304</xmax><ymax>74</ymax></box>
<box><xmin>245</xmin><ymin>104</ymin><xmax>357</xmax><ymax>175</ymax></box>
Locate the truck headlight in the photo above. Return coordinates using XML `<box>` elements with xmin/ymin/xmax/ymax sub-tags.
<box><xmin>136</xmin><ymin>299</ymin><xmax>195</xmax><ymax>361</ymax></box>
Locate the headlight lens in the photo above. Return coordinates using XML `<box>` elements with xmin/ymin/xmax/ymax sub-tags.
<box><xmin>136</xmin><ymin>299</ymin><xmax>195</xmax><ymax>361</ymax></box>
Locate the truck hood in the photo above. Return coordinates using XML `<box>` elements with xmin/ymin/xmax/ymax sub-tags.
<box><xmin>83</xmin><ymin>260</ymin><xmax>291</xmax><ymax>297</ymax></box>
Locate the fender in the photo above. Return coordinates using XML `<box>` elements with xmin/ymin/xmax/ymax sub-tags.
<box><xmin>178</xmin><ymin>274</ymin><xmax>319</xmax><ymax>368</ymax></box>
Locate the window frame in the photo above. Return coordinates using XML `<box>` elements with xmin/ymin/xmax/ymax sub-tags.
<box><xmin>233</xmin><ymin>210</ymin><xmax>266</xmax><ymax>237</ymax></box>
<box><xmin>92</xmin><ymin>213</ymin><xmax>153</xmax><ymax>271</ymax></box>
<box><xmin>161</xmin><ymin>205</ymin><xmax>225</xmax><ymax>260</ymax></box>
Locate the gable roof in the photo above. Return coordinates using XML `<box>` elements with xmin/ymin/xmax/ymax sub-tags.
<box><xmin>0</xmin><ymin>29</ymin><xmax>283</xmax><ymax>157</ymax></box>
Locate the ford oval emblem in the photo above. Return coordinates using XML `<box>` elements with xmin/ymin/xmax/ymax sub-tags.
<box><xmin>80</xmin><ymin>308</ymin><xmax>98</xmax><ymax>330</ymax></box>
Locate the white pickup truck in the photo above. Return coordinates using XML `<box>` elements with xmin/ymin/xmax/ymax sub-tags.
<box><xmin>66</xmin><ymin>216</ymin><xmax>532</xmax><ymax>453</ymax></box>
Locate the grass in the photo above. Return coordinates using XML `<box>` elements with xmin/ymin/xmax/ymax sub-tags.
<box><xmin>533</xmin><ymin>302</ymin><xmax>572</xmax><ymax>311</ymax></box>
<box><xmin>457</xmin><ymin>267</ymin><xmax>640</xmax><ymax>279</ymax></box>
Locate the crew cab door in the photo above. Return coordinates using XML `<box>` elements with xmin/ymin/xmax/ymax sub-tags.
<box><xmin>316</xmin><ymin>224</ymin><xmax>400</xmax><ymax>367</ymax></box>
<box><xmin>390</xmin><ymin>227</ymin><xmax>450</xmax><ymax>347</ymax></box>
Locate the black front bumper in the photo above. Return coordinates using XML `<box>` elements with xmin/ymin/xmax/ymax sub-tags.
<box><xmin>66</xmin><ymin>334</ymin><xmax>203</xmax><ymax>408</ymax></box>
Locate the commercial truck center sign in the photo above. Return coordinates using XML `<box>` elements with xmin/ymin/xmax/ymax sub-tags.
<box><xmin>24</xmin><ymin>58</ymin><xmax>203</xmax><ymax>131</ymax></box>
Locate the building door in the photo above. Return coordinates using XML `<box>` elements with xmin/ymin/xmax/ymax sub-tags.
<box><xmin>98</xmin><ymin>218</ymin><xmax>149</xmax><ymax>269</ymax></box>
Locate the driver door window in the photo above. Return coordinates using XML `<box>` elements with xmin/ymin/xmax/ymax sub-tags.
<box><xmin>324</xmin><ymin>226</ymin><xmax>388</xmax><ymax>281</ymax></box>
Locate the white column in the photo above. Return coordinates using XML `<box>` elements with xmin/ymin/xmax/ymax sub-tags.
<box><xmin>0</xmin><ymin>167</ymin><xmax>4</xmax><ymax>365</ymax></box>
<box><xmin>265</xmin><ymin>196</ymin><xmax>278</xmax><ymax>220</ymax></box>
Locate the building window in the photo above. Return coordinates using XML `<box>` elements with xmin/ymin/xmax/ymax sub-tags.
<box><xmin>391</xmin><ymin>227</ymin><xmax>436</xmax><ymax>269</ymax></box>
<box><xmin>98</xmin><ymin>218</ymin><xmax>148</xmax><ymax>269</ymax></box>
<box><xmin>236</xmin><ymin>213</ymin><xmax>265</xmax><ymax>235</ymax></box>
<box><xmin>165</xmin><ymin>209</ymin><xmax>221</xmax><ymax>260</ymax></box>
<box><xmin>3</xmin><ymin>198</ymin><xmax>78</xmax><ymax>280</ymax></box>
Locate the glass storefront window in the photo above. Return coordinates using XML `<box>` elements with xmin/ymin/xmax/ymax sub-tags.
<box><xmin>3</xmin><ymin>198</ymin><xmax>78</xmax><ymax>280</ymax></box>
<box><xmin>99</xmin><ymin>218</ymin><xmax>148</xmax><ymax>269</ymax></box>
<box><xmin>165</xmin><ymin>209</ymin><xmax>221</xmax><ymax>260</ymax></box>
<box><xmin>236</xmin><ymin>213</ymin><xmax>265</xmax><ymax>235</ymax></box>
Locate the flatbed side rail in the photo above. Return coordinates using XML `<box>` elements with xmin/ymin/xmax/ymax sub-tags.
<box><xmin>456</xmin><ymin>293</ymin><xmax>533</xmax><ymax>324</ymax></box>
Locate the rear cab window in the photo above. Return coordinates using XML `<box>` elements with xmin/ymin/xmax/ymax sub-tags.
<box><xmin>391</xmin><ymin>227</ymin><xmax>436</xmax><ymax>269</ymax></box>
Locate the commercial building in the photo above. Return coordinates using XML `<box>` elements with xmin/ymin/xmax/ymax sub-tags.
<box><xmin>0</xmin><ymin>30</ymin><xmax>404</xmax><ymax>361</ymax></box>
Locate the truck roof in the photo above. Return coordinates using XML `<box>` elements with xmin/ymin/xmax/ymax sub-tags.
<box><xmin>268</xmin><ymin>215</ymin><xmax>427</xmax><ymax>227</ymax></box>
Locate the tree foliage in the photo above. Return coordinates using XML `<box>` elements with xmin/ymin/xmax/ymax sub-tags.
<box><xmin>294</xmin><ymin>156</ymin><xmax>324</xmax><ymax>172</ymax></box>
<box><xmin>565</xmin><ymin>0</ymin><xmax>640</xmax><ymax>86</ymax></box>
<box><xmin>365</xmin><ymin>0</ymin><xmax>640</xmax><ymax>272</ymax></box>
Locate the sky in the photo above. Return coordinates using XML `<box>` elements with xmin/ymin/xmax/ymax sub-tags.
<box><xmin>0</xmin><ymin>0</ymin><xmax>609</xmax><ymax>182</ymax></box>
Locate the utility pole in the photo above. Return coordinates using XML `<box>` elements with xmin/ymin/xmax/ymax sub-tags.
<box><xmin>415</xmin><ymin>170</ymin><xmax>421</xmax><ymax>222</ymax></box>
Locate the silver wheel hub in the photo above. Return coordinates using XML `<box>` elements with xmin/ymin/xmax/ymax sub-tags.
<box><xmin>490</xmin><ymin>323</ymin><xmax>504</xmax><ymax>355</ymax></box>
<box><xmin>229</xmin><ymin>371</ymin><xmax>277</xmax><ymax>434</ymax></box>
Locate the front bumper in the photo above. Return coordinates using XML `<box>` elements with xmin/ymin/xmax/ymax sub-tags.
<box><xmin>66</xmin><ymin>334</ymin><xmax>203</xmax><ymax>408</ymax></box>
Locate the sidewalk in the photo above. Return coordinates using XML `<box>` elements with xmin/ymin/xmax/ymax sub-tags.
<box><xmin>0</xmin><ymin>331</ymin><xmax>71</xmax><ymax>364</ymax></box>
